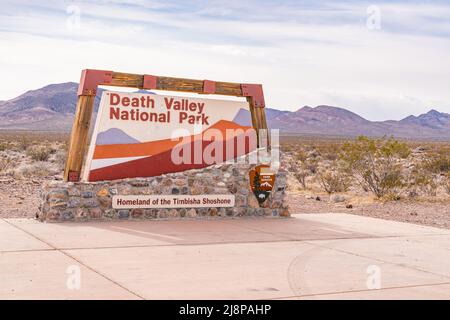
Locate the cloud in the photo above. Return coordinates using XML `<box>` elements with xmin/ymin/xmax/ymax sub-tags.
<box><xmin>0</xmin><ymin>0</ymin><xmax>449</xmax><ymax>120</ymax></box>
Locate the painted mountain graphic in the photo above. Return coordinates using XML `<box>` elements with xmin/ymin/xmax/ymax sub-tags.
<box><xmin>96</xmin><ymin>128</ymin><xmax>141</xmax><ymax>145</ymax></box>
<box><xmin>93</xmin><ymin>120</ymin><xmax>253</xmax><ymax>160</ymax></box>
<box><xmin>88</xmin><ymin>120</ymin><xmax>255</xmax><ymax>181</ymax></box>
<box><xmin>232</xmin><ymin>108</ymin><xmax>253</xmax><ymax>126</ymax></box>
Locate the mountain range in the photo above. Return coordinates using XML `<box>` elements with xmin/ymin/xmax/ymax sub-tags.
<box><xmin>0</xmin><ymin>82</ymin><xmax>449</xmax><ymax>140</ymax></box>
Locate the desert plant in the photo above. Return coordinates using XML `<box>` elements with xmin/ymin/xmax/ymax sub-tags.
<box><xmin>26</xmin><ymin>145</ymin><xmax>52</xmax><ymax>161</ymax></box>
<box><xmin>443</xmin><ymin>173</ymin><xmax>450</xmax><ymax>195</ymax></box>
<box><xmin>16</xmin><ymin>136</ymin><xmax>32</xmax><ymax>151</ymax></box>
<box><xmin>318</xmin><ymin>169</ymin><xmax>351</xmax><ymax>194</ymax></box>
<box><xmin>60</xmin><ymin>141</ymin><xmax>69</xmax><ymax>151</ymax></box>
<box><xmin>304</xmin><ymin>158</ymin><xmax>319</xmax><ymax>174</ymax></box>
<box><xmin>52</xmin><ymin>149</ymin><xmax>67</xmax><ymax>168</ymax></box>
<box><xmin>0</xmin><ymin>156</ymin><xmax>14</xmax><ymax>173</ymax></box>
<box><xmin>0</xmin><ymin>141</ymin><xmax>11</xmax><ymax>151</ymax></box>
<box><xmin>424</xmin><ymin>181</ymin><xmax>438</xmax><ymax>196</ymax></box>
<box><xmin>19</xmin><ymin>162</ymin><xmax>52</xmax><ymax>178</ymax></box>
<box><xmin>293</xmin><ymin>151</ymin><xmax>319</xmax><ymax>188</ymax></box>
<box><xmin>294</xmin><ymin>170</ymin><xmax>309</xmax><ymax>189</ymax></box>
<box><xmin>317</xmin><ymin>143</ymin><xmax>341</xmax><ymax>161</ymax></box>
<box><xmin>340</xmin><ymin>136</ymin><xmax>408</xmax><ymax>198</ymax></box>
<box><xmin>422</xmin><ymin>152</ymin><xmax>450</xmax><ymax>174</ymax></box>
<box><xmin>408</xmin><ymin>168</ymin><xmax>438</xmax><ymax>197</ymax></box>
<box><xmin>293</xmin><ymin>149</ymin><xmax>307</xmax><ymax>162</ymax></box>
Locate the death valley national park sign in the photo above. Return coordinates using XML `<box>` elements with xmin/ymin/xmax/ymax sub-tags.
<box><xmin>83</xmin><ymin>91</ymin><xmax>256</xmax><ymax>181</ymax></box>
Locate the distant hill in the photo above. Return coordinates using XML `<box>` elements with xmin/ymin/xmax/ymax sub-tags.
<box><xmin>96</xmin><ymin>128</ymin><xmax>141</xmax><ymax>145</ymax></box>
<box><xmin>0</xmin><ymin>82</ymin><xmax>449</xmax><ymax>140</ymax></box>
<box><xmin>235</xmin><ymin>105</ymin><xmax>450</xmax><ymax>140</ymax></box>
<box><xmin>0</xmin><ymin>82</ymin><xmax>102</xmax><ymax>131</ymax></box>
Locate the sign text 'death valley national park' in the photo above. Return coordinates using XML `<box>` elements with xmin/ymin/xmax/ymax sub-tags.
<box><xmin>83</xmin><ymin>91</ymin><xmax>257</xmax><ymax>181</ymax></box>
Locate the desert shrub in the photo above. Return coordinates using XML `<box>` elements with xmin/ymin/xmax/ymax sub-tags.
<box><xmin>295</xmin><ymin>149</ymin><xmax>319</xmax><ymax>174</ymax></box>
<box><xmin>408</xmin><ymin>169</ymin><xmax>437</xmax><ymax>197</ymax></box>
<box><xmin>52</xmin><ymin>149</ymin><xmax>67</xmax><ymax>167</ymax></box>
<box><xmin>16</xmin><ymin>136</ymin><xmax>32</xmax><ymax>151</ymax></box>
<box><xmin>422</xmin><ymin>152</ymin><xmax>450</xmax><ymax>174</ymax></box>
<box><xmin>317</xmin><ymin>143</ymin><xmax>341</xmax><ymax>161</ymax></box>
<box><xmin>425</xmin><ymin>179</ymin><xmax>438</xmax><ymax>197</ymax></box>
<box><xmin>442</xmin><ymin>173</ymin><xmax>450</xmax><ymax>195</ymax></box>
<box><xmin>0</xmin><ymin>157</ymin><xmax>15</xmax><ymax>173</ymax></box>
<box><xmin>294</xmin><ymin>170</ymin><xmax>309</xmax><ymax>189</ymax></box>
<box><xmin>282</xmin><ymin>143</ymin><xmax>295</xmax><ymax>153</ymax></box>
<box><xmin>19</xmin><ymin>162</ymin><xmax>52</xmax><ymax>178</ymax></box>
<box><xmin>304</xmin><ymin>158</ymin><xmax>319</xmax><ymax>174</ymax></box>
<box><xmin>340</xmin><ymin>136</ymin><xmax>408</xmax><ymax>198</ymax></box>
<box><xmin>26</xmin><ymin>145</ymin><xmax>52</xmax><ymax>161</ymax></box>
<box><xmin>293</xmin><ymin>149</ymin><xmax>320</xmax><ymax>188</ymax></box>
<box><xmin>294</xmin><ymin>149</ymin><xmax>307</xmax><ymax>162</ymax></box>
<box><xmin>60</xmin><ymin>141</ymin><xmax>69</xmax><ymax>151</ymax></box>
<box><xmin>48</xmin><ymin>145</ymin><xmax>58</xmax><ymax>155</ymax></box>
<box><xmin>0</xmin><ymin>141</ymin><xmax>11</xmax><ymax>151</ymax></box>
<box><xmin>391</xmin><ymin>141</ymin><xmax>412</xmax><ymax>159</ymax></box>
<box><xmin>318</xmin><ymin>169</ymin><xmax>351</xmax><ymax>194</ymax></box>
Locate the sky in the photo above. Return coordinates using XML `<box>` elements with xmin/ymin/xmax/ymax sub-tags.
<box><xmin>0</xmin><ymin>0</ymin><xmax>449</xmax><ymax>121</ymax></box>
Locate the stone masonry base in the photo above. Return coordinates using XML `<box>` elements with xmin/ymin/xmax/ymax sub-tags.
<box><xmin>38</xmin><ymin>163</ymin><xmax>289</xmax><ymax>222</ymax></box>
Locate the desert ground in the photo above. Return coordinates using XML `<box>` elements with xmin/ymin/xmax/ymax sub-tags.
<box><xmin>0</xmin><ymin>131</ymin><xmax>449</xmax><ymax>228</ymax></box>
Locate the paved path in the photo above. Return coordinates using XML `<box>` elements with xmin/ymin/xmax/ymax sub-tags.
<box><xmin>1</xmin><ymin>213</ymin><xmax>450</xmax><ymax>299</ymax></box>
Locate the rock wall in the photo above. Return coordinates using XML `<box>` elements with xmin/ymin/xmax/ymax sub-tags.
<box><xmin>38</xmin><ymin>162</ymin><xmax>289</xmax><ymax>222</ymax></box>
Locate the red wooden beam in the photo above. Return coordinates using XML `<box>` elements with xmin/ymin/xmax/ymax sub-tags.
<box><xmin>203</xmin><ymin>80</ymin><xmax>216</xmax><ymax>94</ymax></box>
<box><xmin>241</xmin><ymin>84</ymin><xmax>265</xmax><ymax>108</ymax></box>
<box><xmin>143</xmin><ymin>75</ymin><xmax>158</xmax><ymax>90</ymax></box>
<box><xmin>77</xmin><ymin>69</ymin><xmax>113</xmax><ymax>96</ymax></box>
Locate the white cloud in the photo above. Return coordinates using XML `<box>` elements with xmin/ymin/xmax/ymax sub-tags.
<box><xmin>0</xmin><ymin>0</ymin><xmax>449</xmax><ymax>120</ymax></box>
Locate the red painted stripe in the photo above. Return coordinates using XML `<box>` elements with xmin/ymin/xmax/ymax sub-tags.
<box><xmin>88</xmin><ymin>133</ymin><xmax>256</xmax><ymax>181</ymax></box>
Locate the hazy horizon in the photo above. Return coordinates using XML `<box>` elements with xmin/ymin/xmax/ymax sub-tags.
<box><xmin>2</xmin><ymin>79</ymin><xmax>448</xmax><ymax>122</ymax></box>
<box><xmin>1</xmin><ymin>0</ymin><xmax>449</xmax><ymax>121</ymax></box>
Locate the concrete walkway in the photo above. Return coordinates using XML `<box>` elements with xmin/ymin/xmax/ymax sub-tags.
<box><xmin>1</xmin><ymin>213</ymin><xmax>450</xmax><ymax>299</ymax></box>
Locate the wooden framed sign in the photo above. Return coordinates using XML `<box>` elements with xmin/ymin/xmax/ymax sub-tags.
<box><xmin>64</xmin><ymin>69</ymin><xmax>269</xmax><ymax>182</ymax></box>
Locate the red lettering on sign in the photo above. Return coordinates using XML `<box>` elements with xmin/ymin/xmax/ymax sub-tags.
<box><xmin>110</xmin><ymin>93</ymin><xmax>120</xmax><ymax>106</ymax></box>
<box><xmin>110</xmin><ymin>107</ymin><xmax>120</xmax><ymax>120</ymax></box>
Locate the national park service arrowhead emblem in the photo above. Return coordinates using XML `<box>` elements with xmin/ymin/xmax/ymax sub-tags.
<box><xmin>249</xmin><ymin>165</ymin><xmax>276</xmax><ymax>204</ymax></box>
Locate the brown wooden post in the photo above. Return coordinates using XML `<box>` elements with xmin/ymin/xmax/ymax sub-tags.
<box><xmin>64</xmin><ymin>69</ymin><xmax>113</xmax><ymax>182</ymax></box>
<box><xmin>256</xmin><ymin>107</ymin><xmax>266</xmax><ymax>148</ymax></box>
<box><xmin>246</xmin><ymin>97</ymin><xmax>259</xmax><ymax>135</ymax></box>
<box><xmin>242</xmin><ymin>84</ymin><xmax>267</xmax><ymax>148</ymax></box>
<box><xmin>63</xmin><ymin>95</ymin><xmax>95</xmax><ymax>181</ymax></box>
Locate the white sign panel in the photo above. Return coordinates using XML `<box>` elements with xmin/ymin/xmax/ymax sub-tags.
<box><xmin>112</xmin><ymin>194</ymin><xmax>236</xmax><ymax>209</ymax></box>
<box><xmin>83</xmin><ymin>91</ymin><xmax>256</xmax><ymax>182</ymax></box>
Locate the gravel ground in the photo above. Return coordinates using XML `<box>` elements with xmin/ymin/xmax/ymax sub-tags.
<box><xmin>0</xmin><ymin>177</ymin><xmax>43</xmax><ymax>219</ymax></box>
<box><xmin>287</xmin><ymin>193</ymin><xmax>450</xmax><ymax>229</ymax></box>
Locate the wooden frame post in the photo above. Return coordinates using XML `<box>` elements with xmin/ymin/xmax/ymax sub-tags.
<box><xmin>63</xmin><ymin>95</ymin><xmax>95</xmax><ymax>182</ymax></box>
<box><xmin>64</xmin><ymin>69</ymin><xmax>269</xmax><ymax>182</ymax></box>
